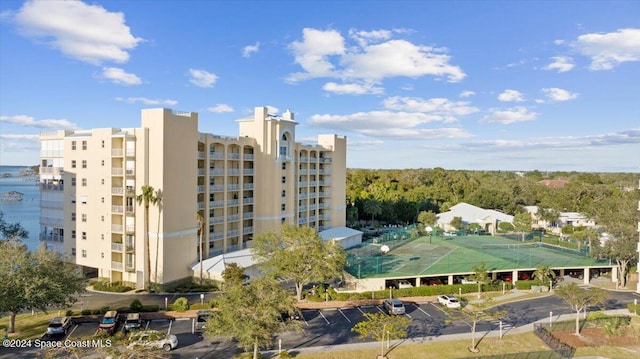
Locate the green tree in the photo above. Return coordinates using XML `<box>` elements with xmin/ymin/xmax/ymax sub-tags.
<box><xmin>533</xmin><ymin>265</ymin><xmax>556</xmax><ymax>286</ymax></box>
<box><xmin>222</xmin><ymin>262</ymin><xmax>248</xmax><ymax>287</ymax></box>
<box><xmin>0</xmin><ymin>241</ymin><xmax>86</xmax><ymax>333</ymax></box>
<box><xmin>205</xmin><ymin>277</ymin><xmax>297</xmax><ymax>359</ymax></box>
<box><xmin>455</xmin><ymin>297</ymin><xmax>506</xmax><ymax>352</ymax></box>
<box><xmin>136</xmin><ymin>185</ymin><xmax>161</xmax><ymax>292</ymax></box>
<box><xmin>0</xmin><ymin>211</ymin><xmax>28</xmax><ymax>242</ymax></box>
<box><xmin>196</xmin><ymin>211</ymin><xmax>205</xmax><ymax>286</ymax></box>
<box><xmin>351</xmin><ymin>312</ymin><xmax>411</xmax><ymax>359</ymax></box>
<box><xmin>470</xmin><ymin>262</ymin><xmax>490</xmax><ymax>296</ymax></box>
<box><xmin>513</xmin><ymin>211</ymin><xmax>533</xmax><ymax>233</ymax></box>
<box><xmin>417</xmin><ymin>210</ymin><xmax>437</xmax><ymax>229</ymax></box>
<box><xmin>252</xmin><ymin>224</ymin><xmax>347</xmax><ymax>301</ymax></box>
<box><xmin>555</xmin><ymin>283</ymin><xmax>608</xmax><ymax>335</ymax></box>
<box><xmin>363</xmin><ymin>198</ymin><xmax>382</xmax><ymax>227</ymax></box>
<box><xmin>450</xmin><ymin>216</ymin><xmax>463</xmax><ymax>230</ymax></box>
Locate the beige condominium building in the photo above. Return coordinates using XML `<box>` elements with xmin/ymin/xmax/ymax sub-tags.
<box><xmin>39</xmin><ymin>107</ymin><xmax>347</xmax><ymax>288</ymax></box>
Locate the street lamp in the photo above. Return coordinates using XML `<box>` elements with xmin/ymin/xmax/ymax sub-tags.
<box><xmin>426</xmin><ymin>226</ymin><xmax>433</xmax><ymax>244</ymax></box>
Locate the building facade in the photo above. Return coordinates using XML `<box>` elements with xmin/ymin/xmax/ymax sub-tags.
<box><xmin>39</xmin><ymin>107</ymin><xmax>346</xmax><ymax>288</ymax></box>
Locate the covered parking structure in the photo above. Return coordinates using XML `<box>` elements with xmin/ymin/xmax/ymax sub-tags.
<box><xmin>343</xmin><ymin>233</ymin><xmax>615</xmax><ymax>292</ymax></box>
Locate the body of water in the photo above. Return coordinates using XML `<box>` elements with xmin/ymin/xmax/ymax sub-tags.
<box><xmin>0</xmin><ymin>165</ymin><xmax>41</xmax><ymax>250</ymax></box>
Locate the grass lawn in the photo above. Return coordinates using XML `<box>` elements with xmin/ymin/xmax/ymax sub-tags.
<box><xmin>293</xmin><ymin>332</ymin><xmax>553</xmax><ymax>359</ymax></box>
<box><xmin>0</xmin><ymin>311</ymin><xmax>65</xmax><ymax>339</ymax></box>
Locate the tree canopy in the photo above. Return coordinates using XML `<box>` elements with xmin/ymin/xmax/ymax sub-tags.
<box><xmin>252</xmin><ymin>224</ymin><xmax>347</xmax><ymax>301</ymax></box>
<box><xmin>351</xmin><ymin>312</ymin><xmax>411</xmax><ymax>358</ymax></box>
<box><xmin>555</xmin><ymin>283</ymin><xmax>608</xmax><ymax>335</ymax></box>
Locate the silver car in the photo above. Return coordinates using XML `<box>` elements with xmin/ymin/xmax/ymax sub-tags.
<box><xmin>383</xmin><ymin>299</ymin><xmax>405</xmax><ymax>315</ymax></box>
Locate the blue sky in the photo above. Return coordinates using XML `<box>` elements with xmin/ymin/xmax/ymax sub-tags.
<box><xmin>1</xmin><ymin>0</ymin><xmax>639</xmax><ymax>172</ymax></box>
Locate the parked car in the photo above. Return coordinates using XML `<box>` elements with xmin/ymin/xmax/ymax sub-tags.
<box><xmin>97</xmin><ymin>311</ymin><xmax>119</xmax><ymax>335</ymax></box>
<box><xmin>567</xmin><ymin>269</ymin><xmax>600</xmax><ymax>280</ymax></box>
<box><xmin>437</xmin><ymin>295</ymin><xmax>461</xmax><ymax>309</ymax></box>
<box><xmin>460</xmin><ymin>277</ymin><xmax>477</xmax><ymax>284</ymax></box>
<box><xmin>128</xmin><ymin>330</ymin><xmax>178</xmax><ymax>352</ymax></box>
<box><xmin>195</xmin><ymin>311</ymin><xmax>211</xmax><ymax>331</ymax></box>
<box><xmin>425</xmin><ymin>278</ymin><xmax>444</xmax><ymax>286</ymax></box>
<box><xmin>280</xmin><ymin>308</ymin><xmax>303</xmax><ymax>322</ymax></box>
<box><xmin>518</xmin><ymin>272</ymin><xmax>531</xmax><ymax>280</ymax></box>
<box><xmin>46</xmin><ymin>317</ymin><xmax>72</xmax><ymax>336</ymax></box>
<box><xmin>383</xmin><ymin>299</ymin><xmax>405</xmax><ymax>315</ymax></box>
<box><xmin>124</xmin><ymin>313</ymin><xmax>142</xmax><ymax>333</ymax></box>
<box><xmin>391</xmin><ymin>279</ymin><xmax>414</xmax><ymax>289</ymax></box>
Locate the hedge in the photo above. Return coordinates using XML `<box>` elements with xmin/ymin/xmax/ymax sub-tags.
<box><xmin>515</xmin><ymin>279</ymin><xmax>542</xmax><ymax>290</ymax></box>
<box><xmin>628</xmin><ymin>303</ymin><xmax>640</xmax><ymax>315</ymax></box>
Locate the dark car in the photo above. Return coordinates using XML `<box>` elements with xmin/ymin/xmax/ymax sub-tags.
<box><xmin>124</xmin><ymin>313</ymin><xmax>142</xmax><ymax>333</ymax></box>
<box><xmin>280</xmin><ymin>308</ymin><xmax>303</xmax><ymax>322</ymax></box>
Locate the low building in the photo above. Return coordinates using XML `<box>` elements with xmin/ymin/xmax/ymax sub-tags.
<box><xmin>436</xmin><ymin>202</ymin><xmax>513</xmax><ymax>234</ymax></box>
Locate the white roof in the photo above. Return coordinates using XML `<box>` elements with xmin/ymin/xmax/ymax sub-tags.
<box><xmin>437</xmin><ymin>202</ymin><xmax>514</xmax><ymax>224</ymax></box>
<box><xmin>319</xmin><ymin>226</ymin><xmax>362</xmax><ymax>241</ymax></box>
<box><xmin>190</xmin><ymin>248</ymin><xmax>257</xmax><ymax>274</ymax></box>
<box><xmin>523</xmin><ymin>205</ymin><xmax>539</xmax><ymax>214</ymax></box>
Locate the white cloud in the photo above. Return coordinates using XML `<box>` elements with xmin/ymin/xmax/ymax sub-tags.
<box><xmin>541</xmin><ymin>88</ymin><xmax>579</xmax><ymax>102</ymax></box>
<box><xmin>266</xmin><ymin>106</ymin><xmax>279</xmax><ymax>115</ymax></box>
<box><xmin>573</xmin><ymin>28</ymin><xmax>640</xmax><ymax>70</ymax></box>
<box><xmin>459</xmin><ymin>90</ymin><xmax>476</xmax><ymax>98</ymax></box>
<box><xmin>0</xmin><ymin>115</ymin><xmax>80</xmax><ymax>130</ymax></box>
<box><xmin>498</xmin><ymin>89</ymin><xmax>525</xmax><ymax>102</ymax></box>
<box><xmin>115</xmin><ymin>97</ymin><xmax>177</xmax><ymax>106</ymax></box>
<box><xmin>479</xmin><ymin>107</ymin><xmax>538</xmax><ymax>125</ymax></box>
<box><xmin>101</xmin><ymin>67</ymin><xmax>141</xmax><ymax>85</ymax></box>
<box><xmin>189</xmin><ymin>69</ymin><xmax>217</xmax><ymax>88</ymax></box>
<box><xmin>207</xmin><ymin>104</ymin><xmax>234</xmax><ymax>113</ymax></box>
<box><xmin>382</xmin><ymin>96</ymin><xmax>478</xmax><ymax>117</ymax></box>
<box><xmin>308</xmin><ymin>110</ymin><xmax>471</xmax><ymax>139</ymax></box>
<box><xmin>543</xmin><ymin>56</ymin><xmax>575</xmax><ymax>72</ymax></box>
<box><xmin>13</xmin><ymin>0</ymin><xmax>142</xmax><ymax>65</ymax></box>
<box><xmin>0</xmin><ymin>134</ymin><xmax>40</xmax><ymax>151</ymax></box>
<box><xmin>322</xmin><ymin>82</ymin><xmax>384</xmax><ymax>95</ymax></box>
<box><xmin>287</xmin><ymin>28</ymin><xmax>465</xmax><ymax>87</ymax></box>
<box><xmin>242</xmin><ymin>42</ymin><xmax>260</xmax><ymax>58</ymax></box>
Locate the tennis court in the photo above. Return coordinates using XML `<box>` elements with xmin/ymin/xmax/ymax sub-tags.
<box><xmin>345</xmin><ymin>232</ymin><xmax>609</xmax><ymax>279</ymax></box>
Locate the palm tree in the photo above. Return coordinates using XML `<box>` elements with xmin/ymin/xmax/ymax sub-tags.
<box><xmin>533</xmin><ymin>265</ymin><xmax>556</xmax><ymax>287</ymax></box>
<box><xmin>363</xmin><ymin>199</ymin><xmax>382</xmax><ymax>228</ymax></box>
<box><xmin>196</xmin><ymin>211</ymin><xmax>205</xmax><ymax>286</ymax></box>
<box><xmin>136</xmin><ymin>185</ymin><xmax>161</xmax><ymax>292</ymax></box>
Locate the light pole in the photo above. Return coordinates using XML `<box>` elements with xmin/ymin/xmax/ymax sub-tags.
<box><xmin>426</xmin><ymin>226</ymin><xmax>433</xmax><ymax>244</ymax></box>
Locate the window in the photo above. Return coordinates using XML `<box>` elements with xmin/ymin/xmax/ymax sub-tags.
<box><xmin>101</xmin><ymin>179</ymin><xmax>104</xmax><ymax>185</ymax></box>
<box><xmin>281</xmin><ymin>176</ymin><xmax>286</xmax><ymax>184</ymax></box>
<box><xmin>101</xmin><ymin>197</ymin><xmax>104</xmax><ymax>203</ymax></box>
<box><xmin>71</xmin><ymin>196</ymin><xmax>76</xmax><ymax>204</ymax></box>
<box><xmin>71</xmin><ymin>141</ymin><xmax>76</xmax><ymax>150</ymax></box>
<box><xmin>101</xmin><ymin>253</ymin><xmax>104</xmax><ymax>258</ymax></box>
<box><xmin>82</xmin><ymin>232</ymin><xmax>87</xmax><ymax>240</ymax></box>
<box><xmin>81</xmin><ymin>249</ymin><xmax>87</xmax><ymax>258</ymax></box>
<box><xmin>81</xmin><ymin>214</ymin><xmax>87</xmax><ymax>222</ymax></box>
<box><xmin>71</xmin><ymin>248</ymin><xmax>76</xmax><ymax>256</ymax></box>
<box><xmin>71</xmin><ymin>230</ymin><xmax>76</xmax><ymax>239</ymax></box>
<box><xmin>101</xmin><ymin>234</ymin><xmax>104</xmax><ymax>240</ymax></box>
<box><xmin>71</xmin><ymin>177</ymin><xmax>76</xmax><ymax>186</ymax></box>
<box><xmin>82</xmin><ymin>178</ymin><xmax>87</xmax><ymax>187</ymax></box>
<box><xmin>80</xmin><ymin>195</ymin><xmax>87</xmax><ymax>204</ymax></box>
<box><xmin>101</xmin><ymin>140</ymin><xmax>105</xmax><ymax>148</ymax></box>
<box><xmin>281</xmin><ymin>217</ymin><xmax>286</xmax><ymax>224</ymax></box>
<box><xmin>71</xmin><ymin>213</ymin><xmax>76</xmax><ymax>221</ymax></box>
<box><xmin>281</xmin><ymin>190</ymin><xmax>286</xmax><ymax>197</ymax></box>
<box><xmin>82</xmin><ymin>141</ymin><xmax>87</xmax><ymax>150</ymax></box>
<box><xmin>71</xmin><ymin>160</ymin><xmax>76</xmax><ymax>168</ymax></box>
<box><xmin>82</xmin><ymin>160</ymin><xmax>87</xmax><ymax>168</ymax></box>
<box><xmin>101</xmin><ymin>216</ymin><xmax>104</xmax><ymax>222</ymax></box>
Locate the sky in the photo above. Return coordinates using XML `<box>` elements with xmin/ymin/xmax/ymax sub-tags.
<box><xmin>0</xmin><ymin>0</ymin><xmax>639</xmax><ymax>172</ymax></box>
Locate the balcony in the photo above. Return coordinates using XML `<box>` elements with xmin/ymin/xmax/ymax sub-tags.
<box><xmin>228</xmin><ymin>169</ymin><xmax>240</xmax><ymax>175</ymax></box>
<box><xmin>210</xmin><ymin>200</ymin><xmax>224</xmax><ymax>208</ymax></box>
<box><xmin>299</xmin><ymin>156</ymin><xmax>309</xmax><ymax>162</ymax></box>
<box><xmin>112</xmin><ymin>224</ymin><xmax>123</xmax><ymax>232</ymax></box>
<box><xmin>211</xmin><ymin>216</ymin><xmax>224</xmax><ymax>224</ymax></box>
<box><xmin>227</xmin><ymin>229</ymin><xmax>238</xmax><ymax>237</ymax></box>
<box><xmin>198</xmin><ymin>151</ymin><xmax>205</xmax><ymax>159</ymax></box>
<box><xmin>126</xmin><ymin>243</ymin><xmax>135</xmax><ymax>252</ymax></box>
<box><xmin>319</xmin><ymin>169</ymin><xmax>331</xmax><ymax>174</ymax></box>
<box><xmin>197</xmin><ymin>168</ymin><xmax>205</xmax><ymax>176</ymax></box>
<box><xmin>126</xmin><ymin>205</ymin><xmax>134</xmax><ymax>213</ymax></box>
<box><xmin>39</xmin><ymin>232</ymin><xmax>64</xmax><ymax>242</ymax></box>
<box><xmin>125</xmin><ymin>149</ymin><xmax>135</xmax><ymax>157</ymax></box>
<box><xmin>243</xmin><ymin>183</ymin><xmax>254</xmax><ymax>190</ymax></box>
<box><xmin>40</xmin><ymin>182</ymin><xmax>64</xmax><ymax>191</ymax></box>
<box><xmin>299</xmin><ymin>193</ymin><xmax>307</xmax><ymax>199</ymax></box>
<box><xmin>299</xmin><ymin>205</ymin><xmax>307</xmax><ymax>211</ymax></box>
<box><xmin>210</xmin><ymin>232</ymin><xmax>224</xmax><ymax>240</ymax></box>
<box><xmin>40</xmin><ymin>166</ymin><xmax>64</xmax><ymax>175</ymax></box>
<box><xmin>126</xmin><ymin>187</ymin><xmax>135</xmax><ymax>196</ymax></box>
<box><xmin>243</xmin><ymin>154</ymin><xmax>254</xmax><ymax>161</ymax></box>
<box><xmin>243</xmin><ymin>169</ymin><xmax>254</xmax><ymax>175</ymax></box>
<box><xmin>211</xmin><ymin>185</ymin><xmax>224</xmax><ymax>192</ymax></box>
<box><xmin>112</xmin><ymin>205</ymin><xmax>124</xmax><ymax>214</ymax></box>
<box><xmin>111</xmin><ymin>168</ymin><xmax>123</xmax><ymax>176</ymax></box>
<box><xmin>111</xmin><ymin>149</ymin><xmax>123</xmax><ymax>157</ymax></box>
<box><xmin>243</xmin><ymin>212</ymin><xmax>253</xmax><ymax>219</ymax></box>
<box><xmin>298</xmin><ymin>218</ymin><xmax>307</xmax><ymax>225</ymax></box>
<box><xmin>243</xmin><ymin>226</ymin><xmax>253</xmax><ymax>234</ymax></box>
<box><xmin>209</xmin><ymin>247</ymin><xmax>224</xmax><ymax>257</ymax></box>
<box><xmin>321</xmin><ymin>157</ymin><xmax>332</xmax><ymax>163</ymax></box>
<box><xmin>227</xmin><ymin>153</ymin><xmax>241</xmax><ymax>160</ymax></box>
<box><xmin>210</xmin><ymin>169</ymin><xmax>224</xmax><ymax>176</ymax></box>
<box><xmin>242</xmin><ymin>198</ymin><xmax>253</xmax><ymax>205</ymax></box>
<box><xmin>228</xmin><ymin>214</ymin><xmax>239</xmax><ymax>222</ymax></box>
<box><xmin>112</xmin><ymin>187</ymin><xmax>124</xmax><ymax>195</ymax></box>
<box><xmin>40</xmin><ymin>216</ymin><xmax>64</xmax><ymax>227</ymax></box>
<box><xmin>125</xmin><ymin>169</ymin><xmax>135</xmax><ymax>176</ymax></box>
<box><xmin>111</xmin><ymin>242</ymin><xmax>124</xmax><ymax>252</ymax></box>
<box><xmin>197</xmin><ymin>202</ymin><xmax>205</xmax><ymax>210</ymax></box>
<box><xmin>210</xmin><ymin>152</ymin><xmax>224</xmax><ymax>159</ymax></box>
<box><xmin>319</xmin><ymin>180</ymin><xmax>331</xmax><ymax>186</ymax></box>
<box><xmin>125</xmin><ymin>225</ymin><xmax>135</xmax><ymax>233</ymax></box>
<box><xmin>319</xmin><ymin>191</ymin><xmax>331</xmax><ymax>197</ymax></box>
<box><xmin>227</xmin><ymin>199</ymin><xmax>239</xmax><ymax>206</ymax></box>
<box><xmin>197</xmin><ymin>185</ymin><xmax>205</xmax><ymax>193</ymax></box>
<box><xmin>227</xmin><ymin>184</ymin><xmax>239</xmax><ymax>191</ymax></box>
<box><xmin>309</xmin><ymin>204</ymin><xmax>317</xmax><ymax>210</ymax></box>
<box><xmin>111</xmin><ymin>261</ymin><xmax>124</xmax><ymax>271</ymax></box>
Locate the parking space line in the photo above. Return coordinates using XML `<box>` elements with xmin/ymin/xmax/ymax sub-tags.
<box><xmin>318</xmin><ymin>310</ymin><xmax>330</xmax><ymax>325</ymax></box>
<box><xmin>404</xmin><ymin>312</ymin><xmax>412</xmax><ymax>319</ymax></box>
<box><xmin>429</xmin><ymin>302</ymin><xmax>448</xmax><ymax>314</ymax></box>
<box><xmin>357</xmin><ymin>307</ymin><xmax>371</xmax><ymax>320</ymax></box>
<box><xmin>167</xmin><ymin>319</ymin><xmax>173</xmax><ymax>335</ymax></box>
<box><xmin>67</xmin><ymin>325</ymin><xmax>78</xmax><ymax>337</ymax></box>
<box><xmin>337</xmin><ymin>309</ymin><xmax>351</xmax><ymax>323</ymax></box>
<box><xmin>411</xmin><ymin>304</ymin><xmax>431</xmax><ymax>317</ymax></box>
<box><xmin>376</xmin><ymin>306</ymin><xmax>387</xmax><ymax>315</ymax></box>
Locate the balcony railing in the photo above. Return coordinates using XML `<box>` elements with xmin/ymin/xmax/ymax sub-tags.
<box><xmin>40</xmin><ymin>183</ymin><xmax>64</xmax><ymax>191</ymax></box>
<box><xmin>197</xmin><ymin>185</ymin><xmax>205</xmax><ymax>193</ymax></box>
<box><xmin>228</xmin><ymin>214</ymin><xmax>239</xmax><ymax>222</ymax></box>
<box><xmin>227</xmin><ymin>230</ymin><xmax>238</xmax><ymax>237</ymax></box>
<box><xmin>243</xmin><ymin>183</ymin><xmax>254</xmax><ymax>190</ymax></box>
<box><xmin>198</xmin><ymin>151</ymin><xmax>205</xmax><ymax>159</ymax></box>
<box><xmin>227</xmin><ymin>184</ymin><xmax>239</xmax><ymax>191</ymax></box>
<box><xmin>210</xmin><ymin>169</ymin><xmax>224</xmax><ymax>176</ymax></box>
<box><xmin>112</xmin><ymin>149</ymin><xmax>123</xmax><ymax>157</ymax></box>
<box><xmin>242</xmin><ymin>198</ymin><xmax>253</xmax><ymax>205</ymax></box>
<box><xmin>243</xmin><ymin>169</ymin><xmax>254</xmax><ymax>175</ymax></box>
<box><xmin>319</xmin><ymin>191</ymin><xmax>331</xmax><ymax>197</ymax></box>
<box><xmin>228</xmin><ymin>169</ymin><xmax>240</xmax><ymax>175</ymax></box>
<box><xmin>210</xmin><ymin>152</ymin><xmax>224</xmax><ymax>159</ymax></box>
<box><xmin>211</xmin><ymin>185</ymin><xmax>224</xmax><ymax>192</ymax></box>
<box><xmin>210</xmin><ymin>200</ymin><xmax>224</xmax><ymax>208</ymax></box>
<box><xmin>125</xmin><ymin>169</ymin><xmax>135</xmax><ymax>175</ymax></box>
<box><xmin>210</xmin><ymin>232</ymin><xmax>224</xmax><ymax>240</ymax></box>
<box><xmin>197</xmin><ymin>202</ymin><xmax>205</xmax><ymax>210</ymax></box>
<box><xmin>299</xmin><ymin>205</ymin><xmax>307</xmax><ymax>211</ymax></box>
<box><xmin>112</xmin><ymin>187</ymin><xmax>124</xmax><ymax>195</ymax></box>
<box><xmin>126</xmin><ymin>205</ymin><xmax>134</xmax><ymax>213</ymax></box>
<box><xmin>112</xmin><ymin>224</ymin><xmax>123</xmax><ymax>232</ymax></box>
<box><xmin>197</xmin><ymin>168</ymin><xmax>205</xmax><ymax>176</ymax></box>
<box><xmin>227</xmin><ymin>199</ymin><xmax>239</xmax><ymax>206</ymax></box>
<box><xmin>227</xmin><ymin>153</ymin><xmax>241</xmax><ymax>160</ymax></box>
<box><xmin>40</xmin><ymin>166</ymin><xmax>64</xmax><ymax>175</ymax></box>
<box><xmin>39</xmin><ymin>233</ymin><xmax>64</xmax><ymax>242</ymax></box>
<box><xmin>111</xmin><ymin>261</ymin><xmax>124</xmax><ymax>271</ymax></box>
<box><xmin>111</xmin><ymin>243</ymin><xmax>124</xmax><ymax>252</ymax></box>
<box><xmin>111</xmin><ymin>168</ymin><xmax>123</xmax><ymax>176</ymax></box>
<box><xmin>243</xmin><ymin>154</ymin><xmax>254</xmax><ymax>160</ymax></box>
<box><xmin>40</xmin><ymin>216</ymin><xmax>63</xmax><ymax>227</ymax></box>
<box><xmin>243</xmin><ymin>212</ymin><xmax>253</xmax><ymax>219</ymax></box>
<box><xmin>243</xmin><ymin>226</ymin><xmax>253</xmax><ymax>234</ymax></box>
<box><xmin>209</xmin><ymin>247</ymin><xmax>224</xmax><ymax>257</ymax></box>
<box><xmin>40</xmin><ymin>200</ymin><xmax>61</xmax><ymax>208</ymax></box>
<box><xmin>211</xmin><ymin>216</ymin><xmax>224</xmax><ymax>224</ymax></box>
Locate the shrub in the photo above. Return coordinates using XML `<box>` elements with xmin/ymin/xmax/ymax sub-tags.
<box><xmin>515</xmin><ymin>280</ymin><xmax>541</xmax><ymax>290</ymax></box>
<box><xmin>141</xmin><ymin>305</ymin><xmax>159</xmax><ymax>312</ymax></box>
<box><xmin>628</xmin><ymin>303</ymin><xmax>640</xmax><ymax>315</ymax></box>
<box><xmin>65</xmin><ymin>310</ymin><xmax>74</xmax><ymax>317</ymax></box>
<box><xmin>92</xmin><ymin>280</ymin><xmax>134</xmax><ymax>293</ymax></box>
<box><xmin>172</xmin><ymin>297</ymin><xmax>190</xmax><ymax>312</ymax></box>
<box><xmin>233</xmin><ymin>353</ymin><xmax>265</xmax><ymax>359</ymax></box>
<box><xmin>81</xmin><ymin>309</ymin><xmax>92</xmax><ymax>316</ymax></box>
<box><xmin>278</xmin><ymin>350</ymin><xmax>294</xmax><ymax>358</ymax></box>
<box><xmin>130</xmin><ymin>299</ymin><xmax>143</xmax><ymax>312</ymax></box>
<box><xmin>91</xmin><ymin>309</ymin><xmax>102</xmax><ymax>315</ymax></box>
<box><xmin>190</xmin><ymin>303</ymin><xmax>213</xmax><ymax>310</ymax></box>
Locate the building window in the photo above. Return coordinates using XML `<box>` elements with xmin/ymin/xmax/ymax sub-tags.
<box><xmin>281</xmin><ymin>176</ymin><xmax>286</xmax><ymax>184</ymax></box>
<box><xmin>82</xmin><ymin>178</ymin><xmax>87</xmax><ymax>186</ymax></box>
<box><xmin>101</xmin><ymin>140</ymin><xmax>105</xmax><ymax>148</ymax></box>
<box><xmin>281</xmin><ymin>217</ymin><xmax>286</xmax><ymax>224</ymax></box>
<box><xmin>101</xmin><ymin>234</ymin><xmax>104</xmax><ymax>240</ymax></box>
<box><xmin>71</xmin><ymin>160</ymin><xmax>76</xmax><ymax>168</ymax></box>
<box><xmin>81</xmin><ymin>249</ymin><xmax>87</xmax><ymax>258</ymax></box>
<box><xmin>71</xmin><ymin>177</ymin><xmax>76</xmax><ymax>186</ymax></box>
<box><xmin>81</xmin><ymin>214</ymin><xmax>87</xmax><ymax>222</ymax></box>
<box><xmin>82</xmin><ymin>160</ymin><xmax>87</xmax><ymax>168</ymax></box>
<box><xmin>80</xmin><ymin>195</ymin><xmax>87</xmax><ymax>204</ymax></box>
<box><xmin>71</xmin><ymin>196</ymin><xmax>76</xmax><ymax>204</ymax></box>
<box><xmin>101</xmin><ymin>253</ymin><xmax>104</xmax><ymax>258</ymax></box>
<box><xmin>71</xmin><ymin>141</ymin><xmax>76</xmax><ymax>150</ymax></box>
<box><xmin>71</xmin><ymin>213</ymin><xmax>76</xmax><ymax>221</ymax></box>
<box><xmin>101</xmin><ymin>216</ymin><xmax>104</xmax><ymax>222</ymax></box>
<box><xmin>82</xmin><ymin>232</ymin><xmax>87</xmax><ymax>240</ymax></box>
<box><xmin>101</xmin><ymin>179</ymin><xmax>104</xmax><ymax>185</ymax></box>
<box><xmin>72</xmin><ymin>230</ymin><xmax>76</xmax><ymax>239</ymax></box>
<box><xmin>282</xmin><ymin>190</ymin><xmax>286</xmax><ymax>197</ymax></box>
<box><xmin>101</xmin><ymin>197</ymin><xmax>104</xmax><ymax>203</ymax></box>
<box><xmin>71</xmin><ymin>248</ymin><xmax>76</xmax><ymax>256</ymax></box>
<box><xmin>82</xmin><ymin>141</ymin><xmax>87</xmax><ymax>150</ymax></box>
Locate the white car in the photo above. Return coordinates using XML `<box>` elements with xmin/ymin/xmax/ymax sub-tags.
<box><xmin>128</xmin><ymin>331</ymin><xmax>178</xmax><ymax>352</ymax></box>
<box><xmin>397</xmin><ymin>280</ymin><xmax>413</xmax><ymax>289</ymax></box>
<box><xmin>460</xmin><ymin>277</ymin><xmax>477</xmax><ymax>284</ymax></box>
<box><xmin>437</xmin><ymin>295</ymin><xmax>461</xmax><ymax>308</ymax></box>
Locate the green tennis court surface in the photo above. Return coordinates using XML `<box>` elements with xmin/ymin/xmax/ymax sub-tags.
<box><xmin>345</xmin><ymin>233</ymin><xmax>607</xmax><ymax>279</ymax></box>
